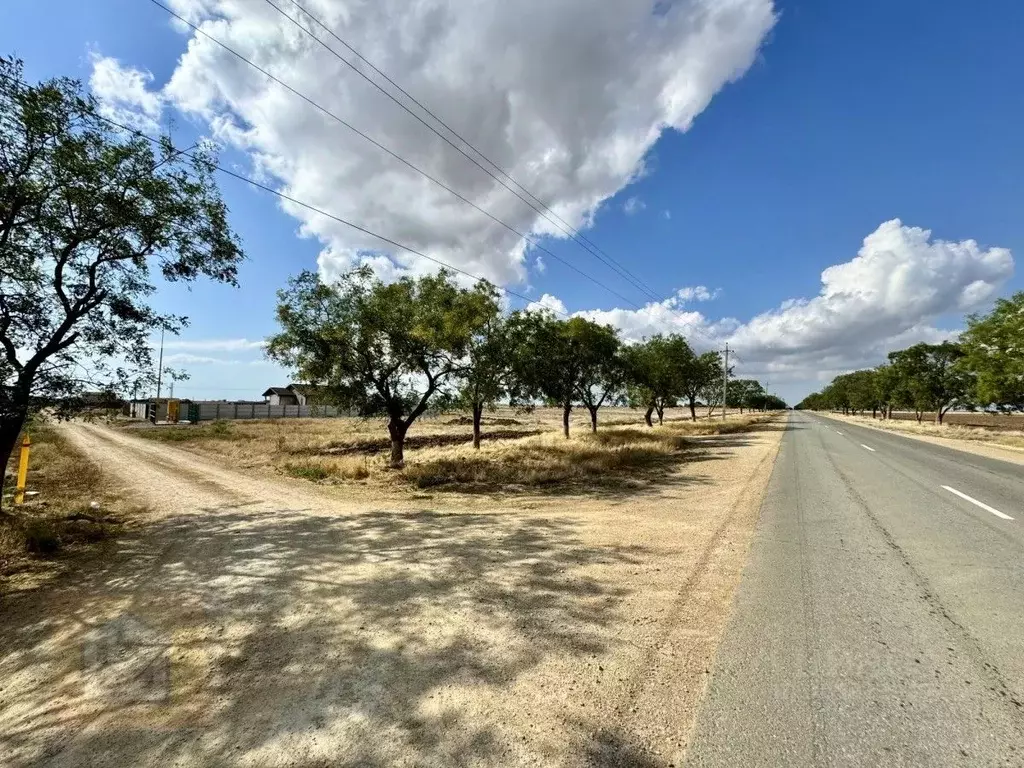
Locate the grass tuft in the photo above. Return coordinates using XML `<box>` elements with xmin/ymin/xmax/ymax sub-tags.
<box><xmin>21</xmin><ymin>518</ymin><xmax>61</xmax><ymax>555</ymax></box>
<box><xmin>284</xmin><ymin>462</ymin><xmax>332</xmax><ymax>481</ymax></box>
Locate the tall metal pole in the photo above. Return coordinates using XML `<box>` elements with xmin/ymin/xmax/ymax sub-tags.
<box><xmin>722</xmin><ymin>342</ymin><xmax>729</xmax><ymax>421</ymax></box>
<box><xmin>156</xmin><ymin>328</ymin><xmax>165</xmax><ymax>399</ymax></box>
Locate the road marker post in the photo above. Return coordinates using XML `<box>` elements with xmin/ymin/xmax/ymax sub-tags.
<box><xmin>14</xmin><ymin>434</ymin><xmax>31</xmax><ymax>505</ymax></box>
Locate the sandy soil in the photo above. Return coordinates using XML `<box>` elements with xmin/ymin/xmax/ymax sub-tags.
<box><xmin>818</xmin><ymin>412</ymin><xmax>1024</xmax><ymax>467</ymax></box>
<box><xmin>0</xmin><ymin>417</ymin><xmax>786</xmax><ymax>767</ymax></box>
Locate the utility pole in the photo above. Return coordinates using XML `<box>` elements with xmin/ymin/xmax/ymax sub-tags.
<box><xmin>722</xmin><ymin>342</ymin><xmax>729</xmax><ymax>420</ymax></box>
<box><xmin>155</xmin><ymin>328</ymin><xmax>165</xmax><ymax>400</ymax></box>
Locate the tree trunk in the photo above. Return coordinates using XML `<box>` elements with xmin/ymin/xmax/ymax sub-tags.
<box><xmin>472</xmin><ymin>403</ymin><xmax>483</xmax><ymax>449</ymax></box>
<box><xmin>644</xmin><ymin>406</ymin><xmax>654</xmax><ymax>427</ymax></box>
<box><xmin>562</xmin><ymin>402</ymin><xmax>572</xmax><ymax>439</ymax></box>
<box><xmin>588</xmin><ymin>406</ymin><xmax>598</xmax><ymax>433</ymax></box>
<box><xmin>387</xmin><ymin>419</ymin><xmax>408</xmax><ymax>468</ymax></box>
<box><xmin>688</xmin><ymin>398</ymin><xmax>697</xmax><ymax>422</ymax></box>
<box><xmin>916</xmin><ymin>410</ymin><xmax>922</xmax><ymax>423</ymax></box>
<box><xmin>655</xmin><ymin>405</ymin><xmax>664</xmax><ymax>425</ymax></box>
<box><xmin>887</xmin><ymin>404</ymin><xmax>893</xmax><ymax>419</ymax></box>
<box><xmin>872</xmin><ymin>406</ymin><xmax>877</xmax><ymax>419</ymax></box>
<box><xmin>0</xmin><ymin>409</ymin><xmax>28</xmax><ymax>514</ymax></box>
<box><xmin>936</xmin><ymin>407</ymin><xmax>945</xmax><ymax>425</ymax></box>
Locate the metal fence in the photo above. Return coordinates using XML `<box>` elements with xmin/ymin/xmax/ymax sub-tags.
<box><xmin>187</xmin><ymin>403</ymin><xmax>348</xmax><ymax>421</ymax></box>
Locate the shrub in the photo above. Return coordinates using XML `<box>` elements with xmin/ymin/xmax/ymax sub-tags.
<box><xmin>284</xmin><ymin>462</ymin><xmax>332</xmax><ymax>481</ymax></box>
<box><xmin>22</xmin><ymin>518</ymin><xmax>61</xmax><ymax>555</ymax></box>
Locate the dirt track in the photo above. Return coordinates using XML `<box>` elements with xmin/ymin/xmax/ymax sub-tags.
<box><xmin>0</xmin><ymin>419</ymin><xmax>785</xmax><ymax>767</ymax></box>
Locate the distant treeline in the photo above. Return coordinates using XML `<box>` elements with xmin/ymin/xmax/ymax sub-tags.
<box><xmin>796</xmin><ymin>293</ymin><xmax>1024</xmax><ymax>422</ymax></box>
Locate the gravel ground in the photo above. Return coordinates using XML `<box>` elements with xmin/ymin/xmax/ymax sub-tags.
<box><xmin>0</xmin><ymin>418</ymin><xmax>785</xmax><ymax>768</ymax></box>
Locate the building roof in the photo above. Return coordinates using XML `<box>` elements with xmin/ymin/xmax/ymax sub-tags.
<box><xmin>262</xmin><ymin>387</ymin><xmax>294</xmax><ymax>397</ymax></box>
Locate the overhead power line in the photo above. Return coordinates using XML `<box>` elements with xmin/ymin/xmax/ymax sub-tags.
<box><xmin>145</xmin><ymin>0</ymin><xmax>644</xmax><ymax>310</ymax></box>
<box><xmin>263</xmin><ymin>0</ymin><xmax>663</xmax><ymax>304</ymax></box>
<box><xmin>141</xmin><ymin>1</ymin><xmax>727</xmax><ymax>352</ymax></box>
<box><xmin>258</xmin><ymin>0</ymin><xmax>727</xmax><ymax>351</ymax></box>
<box><xmin>72</xmin><ymin>109</ymin><xmax>570</xmax><ymax>317</ymax></box>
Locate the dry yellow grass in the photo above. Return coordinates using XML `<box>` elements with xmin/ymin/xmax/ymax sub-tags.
<box><xmin>1</xmin><ymin>422</ymin><xmax>144</xmax><ymax>582</ymax></box>
<box><xmin>126</xmin><ymin>407</ymin><xmax>778</xmax><ymax>497</ymax></box>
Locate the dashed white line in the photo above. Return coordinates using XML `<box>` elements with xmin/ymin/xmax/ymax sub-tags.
<box><xmin>941</xmin><ymin>486</ymin><xmax>1014</xmax><ymax>521</ymax></box>
<box><xmin>860</xmin><ymin>444</ymin><xmax>876</xmax><ymax>452</ymax></box>
<box><xmin>835</xmin><ymin>430</ymin><xmax>844</xmax><ymax>436</ymax></box>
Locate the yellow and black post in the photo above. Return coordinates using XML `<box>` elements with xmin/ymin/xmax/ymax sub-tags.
<box><xmin>14</xmin><ymin>434</ymin><xmax>30</xmax><ymax>505</ymax></box>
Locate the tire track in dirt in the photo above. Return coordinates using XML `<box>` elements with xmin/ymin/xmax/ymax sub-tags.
<box><xmin>60</xmin><ymin>422</ymin><xmax>355</xmax><ymax>518</ymax></box>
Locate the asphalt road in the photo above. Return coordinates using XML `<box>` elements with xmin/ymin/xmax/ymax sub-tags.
<box><xmin>686</xmin><ymin>411</ymin><xmax>1024</xmax><ymax>767</ymax></box>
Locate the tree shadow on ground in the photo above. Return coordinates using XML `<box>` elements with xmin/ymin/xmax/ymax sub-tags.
<box><xmin>0</xmin><ymin>504</ymin><xmax>654</xmax><ymax>767</ymax></box>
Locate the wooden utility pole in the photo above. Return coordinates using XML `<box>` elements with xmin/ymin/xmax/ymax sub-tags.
<box><xmin>722</xmin><ymin>343</ymin><xmax>729</xmax><ymax>420</ymax></box>
<box><xmin>155</xmin><ymin>328</ymin><xmax>165</xmax><ymax>399</ymax></box>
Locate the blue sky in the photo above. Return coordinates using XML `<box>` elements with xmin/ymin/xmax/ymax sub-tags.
<box><xmin>3</xmin><ymin>0</ymin><xmax>1021</xmax><ymax>404</ymax></box>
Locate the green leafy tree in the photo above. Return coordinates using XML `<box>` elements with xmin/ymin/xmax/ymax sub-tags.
<box><xmin>577</xmin><ymin>342</ymin><xmax>625</xmax><ymax>433</ymax></box>
<box><xmin>729</xmin><ymin>379</ymin><xmax>765</xmax><ymax>412</ymax></box>
<box><xmin>0</xmin><ymin>57</ymin><xmax>244</xmax><ymax>501</ymax></box>
<box><xmin>960</xmin><ymin>292</ymin><xmax>1024</xmax><ymax>411</ymax></box>
<box><xmin>457</xmin><ymin>311</ymin><xmax>529</xmax><ymax>449</ymax></box>
<box><xmin>687</xmin><ymin>352</ymin><xmax>725</xmax><ymax>419</ymax></box>
<box><xmin>873</xmin><ymin>364</ymin><xmax>899</xmax><ymax>419</ymax></box>
<box><xmin>623</xmin><ymin>334</ymin><xmax>694</xmax><ymax>425</ymax></box>
<box><xmin>516</xmin><ymin>314</ymin><xmax>620</xmax><ymax>437</ymax></box>
<box><xmin>844</xmin><ymin>369</ymin><xmax>879</xmax><ymax>415</ymax></box>
<box><xmin>267</xmin><ymin>267</ymin><xmax>500</xmax><ymax>467</ymax></box>
<box><xmin>888</xmin><ymin>342</ymin><xmax>973</xmax><ymax>424</ymax></box>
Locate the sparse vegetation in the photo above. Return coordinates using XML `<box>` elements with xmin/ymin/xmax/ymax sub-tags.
<box><xmin>125</xmin><ymin>419</ymin><xmax>236</xmax><ymax>442</ymax></box>
<box><xmin>826</xmin><ymin>412</ymin><xmax>1024</xmax><ymax>453</ymax></box>
<box><xmin>283</xmin><ymin>462</ymin><xmax>333</xmax><ymax>481</ymax></box>
<box><xmin>127</xmin><ymin>407</ymin><xmax>779</xmax><ymax>497</ymax></box>
<box><xmin>1</xmin><ymin>423</ymin><xmax>140</xmax><ymax>580</ymax></box>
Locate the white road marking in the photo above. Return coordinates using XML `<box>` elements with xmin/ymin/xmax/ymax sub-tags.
<box><xmin>860</xmin><ymin>444</ymin><xmax>876</xmax><ymax>452</ymax></box>
<box><xmin>941</xmin><ymin>486</ymin><xmax>1014</xmax><ymax>521</ymax></box>
<box><xmin>835</xmin><ymin>430</ymin><xmax>844</xmax><ymax>435</ymax></box>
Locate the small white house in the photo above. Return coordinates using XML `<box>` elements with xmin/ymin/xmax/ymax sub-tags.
<box><xmin>262</xmin><ymin>387</ymin><xmax>300</xmax><ymax>406</ymax></box>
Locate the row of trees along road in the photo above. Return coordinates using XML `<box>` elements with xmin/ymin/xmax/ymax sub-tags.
<box><xmin>267</xmin><ymin>267</ymin><xmax>787</xmax><ymax>468</ymax></box>
<box><xmin>795</xmin><ymin>292</ymin><xmax>1024</xmax><ymax>421</ymax></box>
<box><xmin>0</xmin><ymin>58</ymin><xmax>245</xmax><ymax>512</ymax></box>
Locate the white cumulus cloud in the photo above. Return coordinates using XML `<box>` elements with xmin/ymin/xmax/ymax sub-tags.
<box><xmin>526</xmin><ymin>294</ymin><xmax>569</xmax><ymax>316</ymax></box>
<box><xmin>623</xmin><ymin>196</ymin><xmax>646</xmax><ymax>215</ymax></box>
<box><xmin>556</xmin><ymin>220</ymin><xmax>1014</xmax><ymax>399</ymax></box>
<box><xmin>138</xmin><ymin>0</ymin><xmax>776</xmax><ymax>285</ymax></box>
<box><xmin>88</xmin><ymin>53</ymin><xmax>165</xmax><ymax>133</ymax></box>
<box><xmin>675</xmin><ymin>286</ymin><xmax>719</xmax><ymax>303</ymax></box>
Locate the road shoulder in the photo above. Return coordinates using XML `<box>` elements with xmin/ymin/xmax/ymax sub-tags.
<box><xmin>814</xmin><ymin>411</ymin><xmax>1024</xmax><ymax>467</ymax></box>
